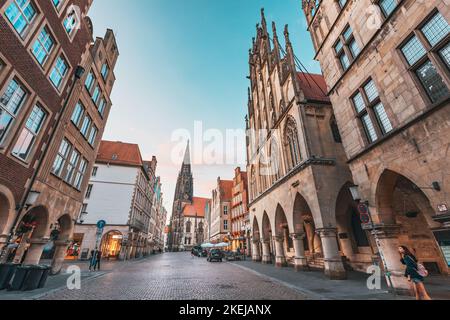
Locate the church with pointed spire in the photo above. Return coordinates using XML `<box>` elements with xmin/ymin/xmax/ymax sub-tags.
<box><xmin>168</xmin><ymin>142</ymin><xmax>210</xmax><ymax>251</ymax></box>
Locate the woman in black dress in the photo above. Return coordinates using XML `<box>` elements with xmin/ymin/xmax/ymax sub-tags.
<box><xmin>399</xmin><ymin>246</ymin><xmax>431</xmax><ymax>300</ymax></box>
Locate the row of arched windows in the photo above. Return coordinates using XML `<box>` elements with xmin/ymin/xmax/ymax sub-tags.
<box><xmin>250</xmin><ymin>116</ymin><xmax>302</xmax><ymax>201</ymax></box>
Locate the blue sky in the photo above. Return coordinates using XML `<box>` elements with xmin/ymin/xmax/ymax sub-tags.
<box><xmin>88</xmin><ymin>0</ymin><xmax>320</xmax><ymax>216</ymax></box>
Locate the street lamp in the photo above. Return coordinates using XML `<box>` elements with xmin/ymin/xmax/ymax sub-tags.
<box><xmin>78</xmin><ymin>211</ymin><xmax>88</xmax><ymax>224</ymax></box>
<box><xmin>349</xmin><ymin>185</ymin><xmax>362</xmax><ymax>202</ymax></box>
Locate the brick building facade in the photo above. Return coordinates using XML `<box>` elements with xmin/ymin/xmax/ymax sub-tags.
<box><xmin>230</xmin><ymin>167</ymin><xmax>250</xmax><ymax>254</ymax></box>
<box><xmin>0</xmin><ymin>0</ymin><xmax>118</xmax><ymax>273</ymax></box>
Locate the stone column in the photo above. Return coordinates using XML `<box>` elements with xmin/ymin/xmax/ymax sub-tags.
<box><xmin>50</xmin><ymin>240</ymin><xmax>70</xmax><ymax>274</ymax></box>
<box><xmin>273</xmin><ymin>236</ymin><xmax>287</xmax><ymax>267</ymax></box>
<box><xmin>317</xmin><ymin>228</ymin><xmax>347</xmax><ymax>280</ymax></box>
<box><xmin>252</xmin><ymin>240</ymin><xmax>261</xmax><ymax>262</ymax></box>
<box><xmin>261</xmin><ymin>239</ymin><xmax>272</xmax><ymax>264</ymax></box>
<box><xmin>371</xmin><ymin>224</ymin><xmax>410</xmax><ymax>294</ymax></box>
<box><xmin>291</xmin><ymin>233</ymin><xmax>309</xmax><ymax>271</ymax></box>
<box><xmin>23</xmin><ymin>238</ymin><xmax>48</xmax><ymax>265</ymax></box>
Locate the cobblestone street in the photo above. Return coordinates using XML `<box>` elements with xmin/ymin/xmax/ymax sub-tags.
<box><xmin>38</xmin><ymin>253</ymin><xmax>307</xmax><ymax>300</ymax></box>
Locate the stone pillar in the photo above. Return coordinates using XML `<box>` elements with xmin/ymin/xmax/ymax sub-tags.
<box><xmin>23</xmin><ymin>239</ymin><xmax>48</xmax><ymax>265</ymax></box>
<box><xmin>371</xmin><ymin>224</ymin><xmax>411</xmax><ymax>294</ymax></box>
<box><xmin>291</xmin><ymin>233</ymin><xmax>309</xmax><ymax>271</ymax></box>
<box><xmin>50</xmin><ymin>240</ymin><xmax>70</xmax><ymax>274</ymax></box>
<box><xmin>273</xmin><ymin>236</ymin><xmax>287</xmax><ymax>267</ymax></box>
<box><xmin>261</xmin><ymin>240</ymin><xmax>272</xmax><ymax>264</ymax></box>
<box><xmin>252</xmin><ymin>240</ymin><xmax>261</xmax><ymax>262</ymax></box>
<box><xmin>317</xmin><ymin>228</ymin><xmax>347</xmax><ymax>280</ymax></box>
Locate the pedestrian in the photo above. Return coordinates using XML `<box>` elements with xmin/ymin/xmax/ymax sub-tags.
<box><xmin>89</xmin><ymin>249</ymin><xmax>96</xmax><ymax>272</ymax></box>
<box><xmin>191</xmin><ymin>248</ymin><xmax>195</xmax><ymax>258</ymax></box>
<box><xmin>94</xmin><ymin>250</ymin><xmax>102</xmax><ymax>271</ymax></box>
<box><xmin>399</xmin><ymin>246</ymin><xmax>431</xmax><ymax>300</ymax></box>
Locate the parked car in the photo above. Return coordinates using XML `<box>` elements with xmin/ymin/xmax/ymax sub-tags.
<box><xmin>224</xmin><ymin>251</ymin><xmax>237</xmax><ymax>261</ymax></box>
<box><xmin>207</xmin><ymin>249</ymin><xmax>223</xmax><ymax>262</ymax></box>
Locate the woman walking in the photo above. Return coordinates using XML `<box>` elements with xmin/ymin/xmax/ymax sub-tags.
<box><xmin>399</xmin><ymin>246</ymin><xmax>431</xmax><ymax>300</ymax></box>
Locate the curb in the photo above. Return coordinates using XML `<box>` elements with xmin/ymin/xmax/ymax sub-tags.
<box><xmin>228</xmin><ymin>262</ymin><xmax>326</xmax><ymax>300</ymax></box>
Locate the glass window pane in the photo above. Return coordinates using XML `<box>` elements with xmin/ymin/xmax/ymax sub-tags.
<box><xmin>416</xmin><ymin>60</ymin><xmax>449</xmax><ymax>103</ymax></box>
<box><xmin>343</xmin><ymin>26</ymin><xmax>352</xmax><ymax>41</ymax></box>
<box><xmin>364</xmin><ymin>80</ymin><xmax>379</xmax><ymax>102</ymax></box>
<box><xmin>362</xmin><ymin>114</ymin><xmax>378</xmax><ymax>143</ymax></box>
<box><xmin>353</xmin><ymin>92</ymin><xmax>366</xmax><ymax>113</ymax></box>
<box><xmin>401</xmin><ymin>36</ymin><xmax>427</xmax><ymax>66</ymax></box>
<box><xmin>439</xmin><ymin>42</ymin><xmax>450</xmax><ymax>69</ymax></box>
<box><xmin>349</xmin><ymin>39</ymin><xmax>360</xmax><ymax>58</ymax></box>
<box><xmin>340</xmin><ymin>53</ymin><xmax>350</xmax><ymax>70</ymax></box>
<box><xmin>380</xmin><ymin>0</ymin><xmax>397</xmax><ymax>17</ymax></box>
<box><xmin>335</xmin><ymin>40</ymin><xmax>343</xmax><ymax>53</ymax></box>
<box><xmin>374</xmin><ymin>103</ymin><xmax>393</xmax><ymax>134</ymax></box>
<box><xmin>421</xmin><ymin>12</ymin><xmax>450</xmax><ymax>47</ymax></box>
<box><xmin>12</xmin><ymin>129</ymin><xmax>34</xmax><ymax>160</ymax></box>
<box><xmin>0</xmin><ymin>111</ymin><xmax>14</xmax><ymax>142</ymax></box>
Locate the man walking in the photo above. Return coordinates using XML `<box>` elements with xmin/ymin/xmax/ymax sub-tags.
<box><xmin>88</xmin><ymin>249</ymin><xmax>97</xmax><ymax>272</ymax></box>
<box><xmin>94</xmin><ymin>250</ymin><xmax>102</xmax><ymax>271</ymax></box>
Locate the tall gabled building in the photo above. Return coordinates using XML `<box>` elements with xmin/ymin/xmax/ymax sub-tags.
<box><xmin>247</xmin><ymin>9</ymin><xmax>359</xmax><ymax>279</ymax></box>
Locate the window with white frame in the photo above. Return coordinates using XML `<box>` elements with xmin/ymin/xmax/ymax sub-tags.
<box><xmin>101</xmin><ymin>63</ymin><xmax>109</xmax><ymax>80</ymax></box>
<box><xmin>64</xmin><ymin>148</ymin><xmax>80</xmax><ymax>184</ymax></box>
<box><xmin>91</xmin><ymin>166</ymin><xmax>98</xmax><ymax>177</ymax></box>
<box><xmin>12</xmin><ymin>104</ymin><xmax>46</xmax><ymax>161</ymax></box>
<box><xmin>71</xmin><ymin>101</ymin><xmax>84</xmax><ymax>127</ymax></box>
<box><xmin>5</xmin><ymin>0</ymin><xmax>37</xmax><ymax>37</ymax></box>
<box><xmin>74</xmin><ymin>157</ymin><xmax>87</xmax><ymax>190</ymax></box>
<box><xmin>98</xmin><ymin>97</ymin><xmax>106</xmax><ymax>117</ymax></box>
<box><xmin>88</xmin><ymin>124</ymin><xmax>97</xmax><ymax>146</ymax></box>
<box><xmin>52</xmin><ymin>138</ymin><xmax>71</xmax><ymax>176</ymax></box>
<box><xmin>52</xmin><ymin>0</ymin><xmax>64</xmax><ymax>11</ymax></box>
<box><xmin>223</xmin><ymin>220</ymin><xmax>228</xmax><ymax>230</ymax></box>
<box><xmin>32</xmin><ymin>26</ymin><xmax>54</xmax><ymax>66</ymax></box>
<box><xmin>80</xmin><ymin>114</ymin><xmax>91</xmax><ymax>138</ymax></box>
<box><xmin>84</xmin><ymin>71</ymin><xmax>95</xmax><ymax>92</ymax></box>
<box><xmin>0</xmin><ymin>78</ymin><xmax>27</xmax><ymax>143</ymax></box>
<box><xmin>63</xmin><ymin>8</ymin><xmax>77</xmax><ymax>36</ymax></box>
<box><xmin>49</xmin><ymin>55</ymin><xmax>68</xmax><ymax>90</ymax></box>
<box><xmin>400</xmin><ymin>11</ymin><xmax>449</xmax><ymax>103</ymax></box>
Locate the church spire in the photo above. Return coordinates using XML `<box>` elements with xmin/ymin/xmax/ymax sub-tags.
<box><xmin>183</xmin><ymin>140</ymin><xmax>191</xmax><ymax>165</ymax></box>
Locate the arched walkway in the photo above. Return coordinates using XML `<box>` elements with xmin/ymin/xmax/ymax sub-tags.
<box><xmin>252</xmin><ymin>217</ymin><xmax>261</xmax><ymax>261</ymax></box>
<box><xmin>274</xmin><ymin>205</ymin><xmax>291</xmax><ymax>267</ymax></box>
<box><xmin>49</xmin><ymin>214</ymin><xmax>74</xmax><ymax>274</ymax></box>
<box><xmin>335</xmin><ymin>183</ymin><xmax>372</xmax><ymax>272</ymax></box>
<box><xmin>261</xmin><ymin>212</ymin><xmax>273</xmax><ymax>264</ymax></box>
<box><xmin>374</xmin><ymin>170</ymin><xmax>448</xmax><ymax>286</ymax></box>
<box><xmin>13</xmin><ymin>206</ymin><xmax>49</xmax><ymax>265</ymax></box>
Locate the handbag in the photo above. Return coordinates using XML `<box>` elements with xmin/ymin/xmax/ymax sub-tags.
<box><xmin>416</xmin><ymin>262</ymin><xmax>429</xmax><ymax>278</ymax></box>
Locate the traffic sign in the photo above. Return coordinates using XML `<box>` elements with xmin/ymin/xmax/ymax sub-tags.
<box><xmin>97</xmin><ymin>220</ymin><xmax>106</xmax><ymax>229</ymax></box>
<box><xmin>357</xmin><ymin>203</ymin><xmax>370</xmax><ymax>224</ymax></box>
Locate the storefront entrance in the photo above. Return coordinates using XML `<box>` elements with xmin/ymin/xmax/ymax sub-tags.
<box><xmin>101</xmin><ymin>231</ymin><xmax>123</xmax><ymax>260</ymax></box>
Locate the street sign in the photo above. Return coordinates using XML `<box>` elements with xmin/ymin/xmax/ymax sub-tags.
<box><xmin>357</xmin><ymin>203</ymin><xmax>371</xmax><ymax>224</ymax></box>
<box><xmin>97</xmin><ymin>220</ymin><xmax>106</xmax><ymax>229</ymax></box>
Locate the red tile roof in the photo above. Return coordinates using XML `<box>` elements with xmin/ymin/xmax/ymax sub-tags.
<box><xmin>297</xmin><ymin>72</ymin><xmax>330</xmax><ymax>103</ymax></box>
<box><xmin>219</xmin><ymin>180</ymin><xmax>234</xmax><ymax>201</ymax></box>
<box><xmin>96</xmin><ymin>140</ymin><xmax>143</xmax><ymax>167</ymax></box>
<box><xmin>182</xmin><ymin>197</ymin><xmax>211</xmax><ymax>218</ymax></box>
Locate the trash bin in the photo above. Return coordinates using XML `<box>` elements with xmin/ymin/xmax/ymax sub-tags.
<box><xmin>0</xmin><ymin>263</ymin><xmax>18</xmax><ymax>290</ymax></box>
<box><xmin>37</xmin><ymin>265</ymin><xmax>51</xmax><ymax>289</ymax></box>
<box><xmin>8</xmin><ymin>265</ymin><xmax>32</xmax><ymax>291</ymax></box>
<box><xmin>22</xmin><ymin>265</ymin><xmax>46</xmax><ymax>291</ymax></box>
